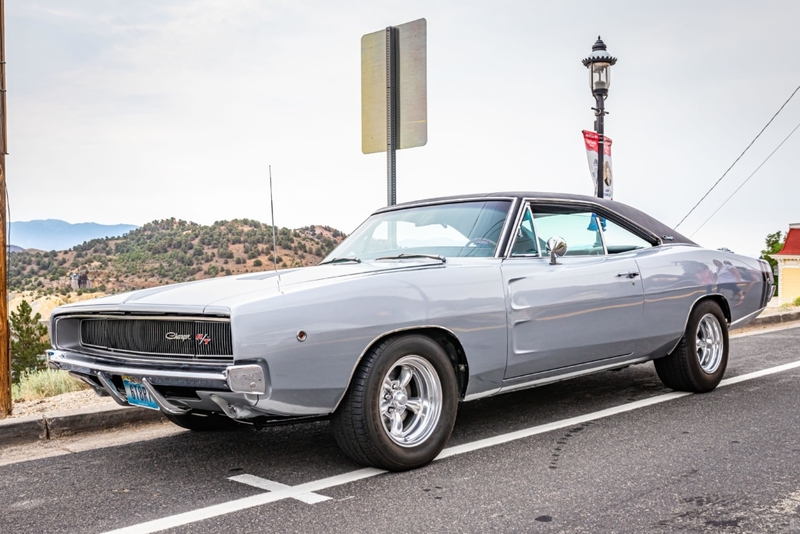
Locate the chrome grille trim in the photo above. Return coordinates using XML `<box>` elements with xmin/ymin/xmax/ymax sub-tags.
<box><xmin>71</xmin><ymin>347</ymin><xmax>232</xmax><ymax>366</ymax></box>
<box><xmin>61</xmin><ymin>314</ymin><xmax>231</xmax><ymax>322</ymax></box>
<box><xmin>76</xmin><ymin>315</ymin><xmax>233</xmax><ymax>363</ymax></box>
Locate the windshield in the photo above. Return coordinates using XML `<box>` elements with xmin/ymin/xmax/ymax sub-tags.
<box><xmin>324</xmin><ymin>200</ymin><xmax>512</xmax><ymax>261</ymax></box>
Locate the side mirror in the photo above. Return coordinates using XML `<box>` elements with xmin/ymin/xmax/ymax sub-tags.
<box><xmin>547</xmin><ymin>236</ymin><xmax>567</xmax><ymax>265</ymax></box>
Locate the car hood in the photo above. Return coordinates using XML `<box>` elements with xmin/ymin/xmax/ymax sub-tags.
<box><xmin>52</xmin><ymin>261</ymin><xmax>442</xmax><ymax>316</ymax></box>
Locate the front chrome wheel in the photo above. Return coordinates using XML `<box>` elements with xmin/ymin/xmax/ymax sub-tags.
<box><xmin>330</xmin><ymin>335</ymin><xmax>458</xmax><ymax>471</ymax></box>
<box><xmin>379</xmin><ymin>355</ymin><xmax>442</xmax><ymax>447</ymax></box>
<box><xmin>696</xmin><ymin>313</ymin><xmax>723</xmax><ymax>374</ymax></box>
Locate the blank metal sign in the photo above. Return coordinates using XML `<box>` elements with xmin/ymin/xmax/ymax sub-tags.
<box><xmin>361</xmin><ymin>18</ymin><xmax>427</xmax><ymax>154</ymax></box>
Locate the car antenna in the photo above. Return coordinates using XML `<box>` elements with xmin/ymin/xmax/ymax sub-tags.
<box><xmin>269</xmin><ymin>165</ymin><xmax>281</xmax><ymax>288</ymax></box>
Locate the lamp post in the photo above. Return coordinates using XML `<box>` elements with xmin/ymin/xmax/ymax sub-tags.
<box><xmin>582</xmin><ymin>36</ymin><xmax>617</xmax><ymax>199</ymax></box>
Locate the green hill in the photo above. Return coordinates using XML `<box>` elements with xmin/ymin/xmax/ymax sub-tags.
<box><xmin>8</xmin><ymin>218</ymin><xmax>345</xmax><ymax>296</ymax></box>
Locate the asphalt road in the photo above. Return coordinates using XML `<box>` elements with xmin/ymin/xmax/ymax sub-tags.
<box><xmin>2</xmin><ymin>325</ymin><xmax>800</xmax><ymax>534</ymax></box>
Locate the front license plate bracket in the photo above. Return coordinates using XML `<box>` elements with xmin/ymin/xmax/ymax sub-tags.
<box><xmin>122</xmin><ymin>376</ymin><xmax>160</xmax><ymax>411</ymax></box>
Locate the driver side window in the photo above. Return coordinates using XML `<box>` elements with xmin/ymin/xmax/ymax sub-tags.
<box><xmin>532</xmin><ymin>211</ymin><xmax>605</xmax><ymax>256</ymax></box>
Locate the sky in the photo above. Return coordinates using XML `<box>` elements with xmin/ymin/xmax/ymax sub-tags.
<box><xmin>6</xmin><ymin>0</ymin><xmax>800</xmax><ymax>258</ymax></box>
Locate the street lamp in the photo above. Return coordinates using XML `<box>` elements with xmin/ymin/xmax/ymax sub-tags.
<box><xmin>582</xmin><ymin>36</ymin><xmax>617</xmax><ymax>198</ymax></box>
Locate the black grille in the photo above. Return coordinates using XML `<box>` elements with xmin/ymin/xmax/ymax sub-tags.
<box><xmin>80</xmin><ymin>318</ymin><xmax>233</xmax><ymax>362</ymax></box>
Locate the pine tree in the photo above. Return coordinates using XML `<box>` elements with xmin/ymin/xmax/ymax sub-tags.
<box><xmin>10</xmin><ymin>300</ymin><xmax>50</xmax><ymax>383</ymax></box>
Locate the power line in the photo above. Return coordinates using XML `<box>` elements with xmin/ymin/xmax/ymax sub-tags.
<box><xmin>689</xmin><ymin>119</ymin><xmax>800</xmax><ymax>238</ymax></box>
<box><xmin>674</xmin><ymin>84</ymin><xmax>800</xmax><ymax>229</ymax></box>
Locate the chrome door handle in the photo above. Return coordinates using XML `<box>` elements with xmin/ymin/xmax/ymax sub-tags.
<box><xmin>617</xmin><ymin>271</ymin><xmax>640</xmax><ymax>278</ymax></box>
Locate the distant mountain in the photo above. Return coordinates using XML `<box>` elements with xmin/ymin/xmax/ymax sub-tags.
<box><xmin>8</xmin><ymin>218</ymin><xmax>345</xmax><ymax>294</ymax></box>
<box><xmin>9</xmin><ymin>219</ymin><xmax>138</xmax><ymax>251</ymax></box>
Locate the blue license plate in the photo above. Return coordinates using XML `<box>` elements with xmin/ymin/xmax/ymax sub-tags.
<box><xmin>122</xmin><ymin>376</ymin><xmax>160</xmax><ymax>411</ymax></box>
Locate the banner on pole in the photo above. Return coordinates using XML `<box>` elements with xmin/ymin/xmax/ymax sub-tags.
<box><xmin>582</xmin><ymin>130</ymin><xmax>613</xmax><ymax>199</ymax></box>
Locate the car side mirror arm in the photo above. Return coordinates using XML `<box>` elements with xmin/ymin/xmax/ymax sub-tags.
<box><xmin>547</xmin><ymin>237</ymin><xmax>568</xmax><ymax>265</ymax></box>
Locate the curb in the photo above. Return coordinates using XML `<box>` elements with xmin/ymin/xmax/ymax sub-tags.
<box><xmin>1</xmin><ymin>309</ymin><xmax>798</xmax><ymax>448</ymax></box>
<box><xmin>746</xmin><ymin>309</ymin><xmax>800</xmax><ymax>327</ymax></box>
<box><xmin>0</xmin><ymin>404</ymin><xmax>164</xmax><ymax>447</ymax></box>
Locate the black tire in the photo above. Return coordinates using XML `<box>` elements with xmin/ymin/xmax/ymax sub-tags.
<box><xmin>330</xmin><ymin>335</ymin><xmax>458</xmax><ymax>471</ymax></box>
<box><xmin>654</xmin><ymin>300</ymin><xmax>729</xmax><ymax>392</ymax></box>
<box><xmin>163</xmin><ymin>411</ymin><xmax>241</xmax><ymax>431</ymax></box>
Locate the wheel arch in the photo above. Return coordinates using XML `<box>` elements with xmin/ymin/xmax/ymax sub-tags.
<box><xmin>680</xmin><ymin>294</ymin><xmax>732</xmax><ymax>336</ymax></box>
<box><xmin>332</xmin><ymin>325</ymin><xmax>470</xmax><ymax>413</ymax></box>
<box><xmin>661</xmin><ymin>293</ymin><xmax>731</xmax><ymax>358</ymax></box>
<box><xmin>697</xmin><ymin>294</ymin><xmax>732</xmax><ymax>324</ymax></box>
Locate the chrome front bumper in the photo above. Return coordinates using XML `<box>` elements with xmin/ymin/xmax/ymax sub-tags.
<box><xmin>46</xmin><ymin>349</ymin><xmax>268</xmax><ymax>417</ymax></box>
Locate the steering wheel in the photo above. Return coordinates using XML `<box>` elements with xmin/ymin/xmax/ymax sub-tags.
<box><xmin>465</xmin><ymin>237</ymin><xmax>497</xmax><ymax>248</ymax></box>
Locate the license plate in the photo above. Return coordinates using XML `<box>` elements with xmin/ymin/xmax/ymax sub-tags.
<box><xmin>122</xmin><ymin>376</ymin><xmax>160</xmax><ymax>411</ymax></box>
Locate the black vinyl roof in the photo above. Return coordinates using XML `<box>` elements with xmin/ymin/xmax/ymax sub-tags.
<box><xmin>374</xmin><ymin>191</ymin><xmax>696</xmax><ymax>246</ymax></box>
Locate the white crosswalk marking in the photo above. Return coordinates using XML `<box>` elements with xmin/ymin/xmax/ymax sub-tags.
<box><xmin>229</xmin><ymin>474</ymin><xmax>331</xmax><ymax>504</ymax></box>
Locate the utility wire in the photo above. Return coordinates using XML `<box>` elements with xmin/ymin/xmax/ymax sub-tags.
<box><xmin>675</xmin><ymin>84</ymin><xmax>800</xmax><ymax>229</ymax></box>
<box><xmin>689</xmin><ymin>119</ymin><xmax>800</xmax><ymax>238</ymax></box>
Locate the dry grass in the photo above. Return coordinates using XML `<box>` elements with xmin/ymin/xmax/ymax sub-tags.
<box><xmin>12</xmin><ymin>369</ymin><xmax>88</xmax><ymax>402</ymax></box>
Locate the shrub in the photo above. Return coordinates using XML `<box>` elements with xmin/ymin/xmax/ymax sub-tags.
<box><xmin>253</xmin><ymin>259</ymin><xmax>263</xmax><ymax>267</ymax></box>
<box><xmin>10</xmin><ymin>300</ymin><xmax>50</xmax><ymax>383</ymax></box>
<box><xmin>794</xmin><ymin>296</ymin><xmax>800</xmax><ymax>307</ymax></box>
<box><xmin>12</xmin><ymin>369</ymin><xmax>87</xmax><ymax>401</ymax></box>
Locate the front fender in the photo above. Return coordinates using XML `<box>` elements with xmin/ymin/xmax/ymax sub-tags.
<box><xmin>231</xmin><ymin>261</ymin><xmax>507</xmax><ymax>415</ymax></box>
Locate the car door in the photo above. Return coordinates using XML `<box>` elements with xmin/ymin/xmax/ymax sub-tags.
<box><xmin>501</xmin><ymin>204</ymin><xmax>645</xmax><ymax>379</ymax></box>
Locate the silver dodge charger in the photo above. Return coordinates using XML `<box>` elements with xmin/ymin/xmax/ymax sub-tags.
<box><xmin>48</xmin><ymin>192</ymin><xmax>774</xmax><ymax>470</ymax></box>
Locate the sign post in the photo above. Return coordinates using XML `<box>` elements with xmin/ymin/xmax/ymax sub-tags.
<box><xmin>386</xmin><ymin>27</ymin><xmax>397</xmax><ymax>206</ymax></box>
<box><xmin>362</xmin><ymin>19</ymin><xmax>427</xmax><ymax>206</ymax></box>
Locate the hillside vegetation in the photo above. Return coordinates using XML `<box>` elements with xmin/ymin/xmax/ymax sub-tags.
<box><xmin>8</xmin><ymin>218</ymin><xmax>346</xmax><ymax>296</ymax></box>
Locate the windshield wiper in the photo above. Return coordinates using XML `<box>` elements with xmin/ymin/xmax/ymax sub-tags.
<box><xmin>319</xmin><ymin>257</ymin><xmax>361</xmax><ymax>265</ymax></box>
<box><xmin>374</xmin><ymin>253</ymin><xmax>446</xmax><ymax>263</ymax></box>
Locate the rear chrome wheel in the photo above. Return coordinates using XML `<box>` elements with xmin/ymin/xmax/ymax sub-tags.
<box><xmin>696</xmin><ymin>313</ymin><xmax>724</xmax><ymax>374</ymax></box>
<box><xmin>331</xmin><ymin>335</ymin><xmax>458</xmax><ymax>471</ymax></box>
<box><xmin>654</xmin><ymin>300</ymin><xmax>729</xmax><ymax>393</ymax></box>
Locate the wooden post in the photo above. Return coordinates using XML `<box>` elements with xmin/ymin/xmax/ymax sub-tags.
<box><xmin>0</xmin><ymin>0</ymin><xmax>10</xmax><ymax>418</ymax></box>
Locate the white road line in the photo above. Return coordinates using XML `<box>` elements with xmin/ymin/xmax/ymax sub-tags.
<box><xmin>435</xmin><ymin>390</ymin><xmax>692</xmax><ymax>460</ymax></box>
<box><xmin>718</xmin><ymin>359</ymin><xmax>800</xmax><ymax>387</ymax></box>
<box><xmin>102</xmin><ymin>358</ymin><xmax>800</xmax><ymax>534</ymax></box>
<box><xmin>436</xmin><ymin>358</ymin><xmax>800</xmax><ymax>461</ymax></box>
<box><xmin>229</xmin><ymin>474</ymin><xmax>331</xmax><ymax>504</ymax></box>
